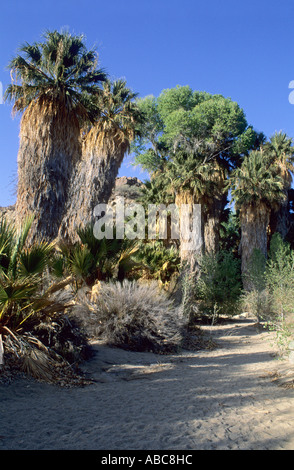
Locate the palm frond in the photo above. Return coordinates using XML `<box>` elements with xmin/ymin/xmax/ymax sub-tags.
<box><xmin>83</xmin><ymin>79</ymin><xmax>144</xmax><ymax>155</ymax></box>
<box><xmin>228</xmin><ymin>150</ymin><xmax>286</xmax><ymax>209</ymax></box>
<box><xmin>8</xmin><ymin>215</ymin><xmax>34</xmax><ymax>279</ymax></box>
<box><xmin>18</xmin><ymin>242</ymin><xmax>54</xmax><ymax>277</ymax></box>
<box><xmin>5</xmin><ymin>30</ymin><xmax>107</xmax><ymax>123</ymax></box>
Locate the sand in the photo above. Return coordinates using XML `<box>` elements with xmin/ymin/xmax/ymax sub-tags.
<box><xmin>1</xmin><ymin>318</ymin><xmax>294</xmax><ymax>451</ymax></box>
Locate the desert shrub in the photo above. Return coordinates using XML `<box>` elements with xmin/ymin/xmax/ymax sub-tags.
<box><xmin>194</xmin><ymin>250</ymin><xmax>242</xmax><ymax>319</ymax></box>
<box><xmin>241</xmin><ymin>288</ymin><xmax>272</xmax><ymax>322</ymax></box>
<box><xmin>75</xmin><ymin>279</ymin><xmax>184</xmax><ymax>353</ymax></box>
<box><xmin>265</xmin><ymin>234</ymin><xmax>294</xmax><ymax>340</ymax></box>
<box><xmin>241</xmin><ymin>234</ymin><xmax>294</xmax><ymax>351</ymax></box>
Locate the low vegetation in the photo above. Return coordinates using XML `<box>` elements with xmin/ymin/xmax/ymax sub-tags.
<box><xmin>242</xmin><ymin>234</ymin><xmax>294</xmax><ymax>353</ymax></box>
<box><xmin>74</xmin><ymin>279</ymin><xmax>184</xmax><ymax>353</ymax></box>
<box><xmin>0</xmin><ymin>216</ymin><xmax>91</xmax><ymax>385</ymax></box>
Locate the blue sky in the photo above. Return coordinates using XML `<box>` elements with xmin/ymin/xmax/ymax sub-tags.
<box><xmin>0</xmin><ymin>0</ymin><xmax>293</xmax><ymax>206</ymax></box>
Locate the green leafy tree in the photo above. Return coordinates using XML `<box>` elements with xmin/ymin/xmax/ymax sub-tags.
<box><xmin>195</xmin><ymin>250</ymin><xmax>242</xmax><ymax>319</ymax></box>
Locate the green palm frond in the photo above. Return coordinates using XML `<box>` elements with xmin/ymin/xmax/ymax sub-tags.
<box><xmin>0</xmin><ymin>274</ymin><xmax>39</xmax><ymax>322</ymax></box>
<box><xmin>5</xmin><ymin>30</ymin><xmax>107</xmax><ymax>123</ymax></box>
<box><xmin>264</xmin><ymin>131</ymin><xmax>294</xmax><ymax>186</ymax></box>
<box><xmin>85</xmin><ymin>78</ymin><xmax>144</xmax><ymax>153</ymax></box>
<box><xmin>228</xmin><ymin>150</ymin><xmax>286</xmax><ymax>209</ymax></box>
<box><xmin>50</xmin><ymin>254</ymin><xmax>66</xmax><ymax>279</ymax></box>
<box><xmin>8</xmin><ymin>215</ymin><xmax>34</xmax><ymax>279</ymax></box>
<box><xmin>68</xmin><ymin>245</ymin><xmax>95</xmax><ymax>280</ymax></box>
<box><xmin>18</xmin><ymin>242</ymin><xmax>54</xmax><ymax>277</ymax></box>
<box><xmin>168</xmin><ymin>150</ymin><xmax>217</xmax><ymax>199</ymax></box>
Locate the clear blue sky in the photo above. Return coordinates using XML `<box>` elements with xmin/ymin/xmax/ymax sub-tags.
<box><xmin>0</xmin><ymin>0</ymin><xmax>293</xmax><ymax>206</ymax></box>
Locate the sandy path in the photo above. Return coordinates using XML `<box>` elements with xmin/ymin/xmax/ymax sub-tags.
<box><xmin>1</xmin><ymin>318</ymin><xmax>294</xmax><ymax>450</ymax></box>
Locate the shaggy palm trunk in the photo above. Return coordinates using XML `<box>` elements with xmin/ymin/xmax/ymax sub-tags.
<box><xmin>269</xmin><ymin>168</ymin><xmax>292</xmax><ymax>241</ymax></box>
<box><xmin>240</xmin><ymin>202</ymin><xmax>270</xmax><ymax>290</ymax></box>
<box><xmin>175</xmin><ymin>191</ymin><xmax>204</xmax><ymax>266</ymax></box>
<box><xmin>59</xmin><ymin>135</ymin><xmax>126</xmax><ymax>243</ymax></box>
<box><xmin>203</xmin><ymin>190</ymin><xmax>228</xmax><ymax>254</ymax></box>
<box><xmin>269</xmin><ymin>190</ymin><xmax>291</xmax><ymax>241</ymax></box>
<box><xmin>174</xmin><ymin>191</ymin><xmax>204</xmax><ymax>316</ymax></box>
<box><xmin>15</xmin><ymin>98</ymin><xmax>81</xmax><ymax>244</ymax></box>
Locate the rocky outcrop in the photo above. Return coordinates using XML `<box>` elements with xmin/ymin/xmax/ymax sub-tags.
<box><xmin>109</xmin><ymin>176</ymin><xmax>144</xmax><ymax>207</ymax></box>
<box><xmin>0</xmin><ymin>177</ymin><xmax>144</xmax><ymax>232</ymax></box>
<box><xmin>0</xmin><ymin>205</ymin><xmax>15</xmax><ymax>225</ymax></box>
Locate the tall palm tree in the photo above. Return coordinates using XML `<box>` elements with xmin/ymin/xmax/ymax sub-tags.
<box><xmin>171</xmin><ymin>128</ymin><xmax>265</xmax><ymax>255</ymax></box>
<box><xmin>229</xmin><ymin>149</ymin><xmax>286</xmax><ymax>289</ymax></box>
<box><xmin>167</xmin><ymin>147</ymin><xmax>225</xmax><ymax>263</ymax></box>
<box><xmin>264</xmin><ymin>132</ymin><xmax>294</xmax><ymax>239</ymax></box>
<box><xmin>59</xmin><ymin>79</ymin><xmax>144</xmax><ymax>242</ymax></box>
<box><xmin>5</xmin><ymin>30</ymin><xmax>107</xmax><ymax>244</ymax></box>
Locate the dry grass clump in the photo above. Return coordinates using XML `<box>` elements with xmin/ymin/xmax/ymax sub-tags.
<box><xmin>75</xmin><ymin>280</ymin><xmax>185</xmax><ymax>353</ymax></box>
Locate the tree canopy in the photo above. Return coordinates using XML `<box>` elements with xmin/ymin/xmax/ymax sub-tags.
<box><xmin>132</xmin><ymin>85</ymin><xmax>262</xmax><ymax>179</ymax></box>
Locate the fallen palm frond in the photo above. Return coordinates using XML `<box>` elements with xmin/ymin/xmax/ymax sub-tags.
<box><xmin>2</xmin><ymin>328</ymin><xmax>91</xmax><ymax>386</ymax></box>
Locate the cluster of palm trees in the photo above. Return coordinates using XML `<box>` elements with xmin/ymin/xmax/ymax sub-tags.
<box><xmin>5</xmin><ymin>30</ymin><xmax>143</xmax><ymax>244</ymax></box>
<box><xmin>3</xmin><ymin>31</ymin><xmax>294</xmax><ymax>293</ymax></box>
<box><xmin>132</xmin><ymin>89</ymin><xmax>294</xmax><ymax>289</ymax></box>
<box><xmin>229</xmin><ymin>132</ymin><xmax>294</xmax><ymax>288</ymax></box>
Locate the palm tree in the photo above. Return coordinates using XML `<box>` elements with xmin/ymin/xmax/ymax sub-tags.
<box><xmin>264</xmin><ymin>132</ymin><xmax>294</xmax><ymax>239</ymax></box>
<box><xmin>5</xmin><ymin>30</ymin><xmax>107</xmax><ymax>244</ymax></box>
<box><xmin>167</xmin><ymin>148</ymin><xmax>220</xmax><ymax>265</ymax></box>
<box><xmin>59</xmin><ymin>79</ymin><xmax>144</xmax><ymax>242</ymax></box>
<box><xmin>228</xmin><ymin>149</ymin><xmax>286</xmax><ymax>289</ymax></box>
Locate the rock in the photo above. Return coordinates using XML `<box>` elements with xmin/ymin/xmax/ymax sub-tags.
<box><xmin>108</xmin><ymin>177</ymin><xmax>144</xmax><ymax>207</ymax></box>
<box><xmin>0</xmin><ymin>205</ymin><xmax>15</xmax><ymax>225</ymax></box>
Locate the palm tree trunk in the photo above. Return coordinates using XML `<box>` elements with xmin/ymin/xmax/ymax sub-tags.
<box><xmin>203</xmin><ymin>190</ymin><xmax>228</xmax><ymax>254</ymax></box>
<box><xmin>240</xmin><ymin>203</ymin><xmax>270</xmax><ymax>290</ymax></box>
<box><xmin>15</xmin><ymin>98</ymin><xmax>81</xmax><ymax>244</ymax></box>
<box><xmin>269</xmin><ymin>191</ymin><xmax>291</xmax><ymax>241</ymax></box>
<box><xmin>174</xmin><ymin>191</ymin><xmax>204</xmax><ymax>317</ymax></box>
<box><xmin>59</xmin><ymin>142</ymin><xmax>126</xmax><ymax>243</ymax></box>
<box><xmin>175</xmin><ymin>191</ymin><xmax>204</xmax><ymax>266</ymax></box>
